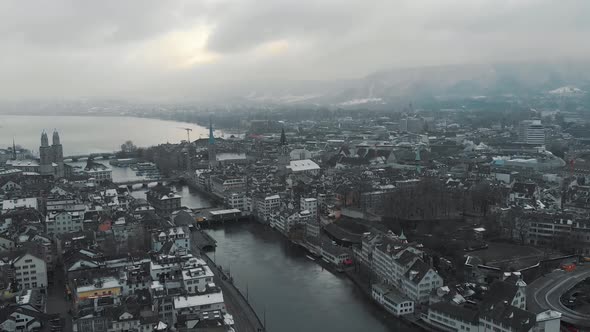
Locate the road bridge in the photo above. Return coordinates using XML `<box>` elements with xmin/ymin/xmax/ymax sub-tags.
<box><xmin>63</xmin><ymin>152</ymin><xmax>116</xmax><ymax>162</ymax></box>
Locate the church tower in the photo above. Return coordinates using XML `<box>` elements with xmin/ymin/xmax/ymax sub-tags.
<box><xmin>208</xmin><ymin>120</ymin><xmax>217</xmax><ymax>168</ymax></box>
<box><xmin>52</xmin><ymin>130</ymin><xmax>65</xmax><ymax>178</ymax></box>
<box><xmin>278</xmin><ymin>127</ymin><xmax>290</xmax><ymax>174</ymax></box>
<box><xmin>39</xmin><ymin>131</ymin><xmax>54</xmax><ymax>176</ymax></box>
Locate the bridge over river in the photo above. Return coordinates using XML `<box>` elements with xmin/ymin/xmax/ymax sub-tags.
<box><xmin>63</xmin><ymin>152</ymin><xmax>116</xmax><ymax>162</ymax></box>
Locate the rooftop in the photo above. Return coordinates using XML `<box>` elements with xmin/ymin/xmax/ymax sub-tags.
<box><xmin>173</xmin><ymin>292</ymin><xmax>225</xmax><ymax>309</ymax></box>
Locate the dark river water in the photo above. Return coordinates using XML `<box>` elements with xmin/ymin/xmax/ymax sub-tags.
<box><xmin>205</xmin><ymin>223</ymin><xmax>416</xmax><ymax>332</ymax></box>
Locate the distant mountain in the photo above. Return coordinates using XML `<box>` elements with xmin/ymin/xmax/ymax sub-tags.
<box><xmin>548</xmin><ymin>86</ymin><xmax>586</xmax><ymax>97</ymax></box>
<box><xmin>231</xmin><ymin>61</ymin><xmax>590</xmax><ymax>107</ymax></box>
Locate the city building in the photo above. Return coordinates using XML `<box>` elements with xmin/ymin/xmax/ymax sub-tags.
<box><xmin>371</xmin><ymin>283</ymin><xmax>414</xmax><ymax>317</ymax></box>
<box><xmin>11</xmin><ymin>252</ymin><xmax>48</xmax><ymax>293</ymax></box>
<box><xmin>82</xmin><ymin>160</ymin><xmax>112</xmax><ymax>183</ymax></box>
<box><xmin>210</xmin><ymin>175</ymin><xmax>246</xmax><ymax>199</ymax></box>
<box><xmin>519</xmin><ymin>120</ymin><xmax>545</xmax><ymax>145</ymax></box>
<box><xmin>45</xmin><ymin>210</ymin><xmax>84</xmax><ymax>236</ymax></box>
<box><xmin>146</xmin><ymin>185</ymin><xmax>182</xmax><ymax>214</ymax></box>
<box><xmin>151</xmin><ymin>226</ymin><xmax>191</xmax><ymax>255</ymax></box>
<box><xmin>287</xmin><ymin>159</ymin><xmax>320</xmax><ymax>175</ymax></box>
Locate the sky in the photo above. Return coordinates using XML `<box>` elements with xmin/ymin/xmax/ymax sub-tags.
<box><xmin>2</xmin><ymin>0</ymin><xmax>590</xmax><ymax>101</ymax></box>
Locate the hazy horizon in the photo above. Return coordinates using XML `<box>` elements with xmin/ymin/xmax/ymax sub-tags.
<box><xmin>3</xmin><ymin>0</ymin><xmax>590</xmax><ymax>101</ymax></box>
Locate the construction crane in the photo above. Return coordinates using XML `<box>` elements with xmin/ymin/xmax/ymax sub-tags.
<box><xmin>178</xmin><ymin>127</ymin><xmax>193</xmax><ymax>142</ymax></box>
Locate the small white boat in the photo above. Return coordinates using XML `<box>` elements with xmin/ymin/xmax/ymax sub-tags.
<box><xmin>305</xmin><ymin>255</ymin><xmax>316</xmax><ymax>261</ymax></box>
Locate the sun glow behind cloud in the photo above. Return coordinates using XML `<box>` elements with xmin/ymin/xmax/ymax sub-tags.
<box><xmin>138</xmin><ymin>25</ymin><xmax>219</xmax><ymax>69</ymax></box>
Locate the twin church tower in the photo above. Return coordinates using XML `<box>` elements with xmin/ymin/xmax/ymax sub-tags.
<box><xmin>39</xmin><ymin>130</ymin><xmax>65</xmax><ymax>178</ymax></box>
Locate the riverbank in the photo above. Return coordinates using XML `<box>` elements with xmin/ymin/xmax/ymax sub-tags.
<box><xmin>287</xmin><ymin>232</ymin><xmax>428</xmax><ymax>331</ymax></box>
<box><xmin>204</xmin><ymin>222</ymin><xmax>410</xmax><ymax>332</ymax></box>
<box><xmin>190</xmin><ymin>230</ymin><xmax>265</xmax><ymax>332</ymax></box>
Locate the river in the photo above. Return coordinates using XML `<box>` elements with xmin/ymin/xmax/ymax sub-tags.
<box><xmin>1</xmin><ymin>114</ymin><xmax>416</xmax><ymax>332</ymax></box>
<box><xmin>205</xmin><ymin>223</ymin><xmax>414</xmax><ymax>332</ymax></box>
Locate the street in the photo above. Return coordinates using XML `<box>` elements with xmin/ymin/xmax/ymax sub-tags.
<box><xmin>46</xmin><ymin>266</ymin><xmax>73</xmax><ymax>332</ymax></box>
<box><xmin>527</xmin><ymin>264</ymin><xmax>590</xmax><ymax>328</ymax></box>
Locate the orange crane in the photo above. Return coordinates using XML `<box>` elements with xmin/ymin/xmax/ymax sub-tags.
<box><xmin>178</xmin><ymin>127</ymin><xmax>193</xmax><ymax>142</ymax></box>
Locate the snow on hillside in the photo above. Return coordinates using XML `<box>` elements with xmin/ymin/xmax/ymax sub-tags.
<box><xmin>548</xmin><ymin>86</ymin><xmax>585</xmax><ymax>96</ymax></box>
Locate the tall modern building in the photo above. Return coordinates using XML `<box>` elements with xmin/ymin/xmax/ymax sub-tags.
<box><xmin>39</xmin><ymin>130</ymin><xmax>65</xmax><ymax>178</ymax></box>
<box><xmin>519</xmin><ymin>120</ymin><xmax>545</xmax><ymax>145</ymax></box>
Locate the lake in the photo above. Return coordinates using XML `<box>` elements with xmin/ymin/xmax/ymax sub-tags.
<box><xmin>0</xmin><ymin>114</ymin><xmax>211</xmax><ymax>155</ymax></box>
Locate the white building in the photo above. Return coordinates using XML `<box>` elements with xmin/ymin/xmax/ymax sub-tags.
<box><xmin>224</xmin><ymin>193</ymin><xmax>248</xmax><ymax>211</ymax></box>
<box><xmin>519</xmin><ymin>120</ymin><xmax>545</xmax><ymax>145</ymax></box>
<box><xmin>357</xmin><ymin>232</ymin><xmax>442</xmax><ymax>304</ymax></box>
<box><xmin>300</xmin><ymin>197</ymin><xmax>318</xmax><ymax>220</ymax></box>
<box><xmin>372</xmin><ymin>283</ymin><xmax>414</xmax><ymax>316</ymax></box>
<box><xmin>13</xmin><ymin>252</ymin><xmax>48</xmax><ymax>292</ymax></box>
<box><xmin>151</xmin><ymin>227</ymin><xmax>191</xmax><ymax>254</ymax></box>
<box><xmin>210</xmin><ymin>175</ymin><xmax>246</xmax><ymax>198</ymax></box>
<box><xmin>287</xmin><ymin>159</ymin><xmax>320</xmax><ymax>176</ymax></box>
<box><xmin>181</xmin><ymin>264</ymin><xmax>215</xmax><ymax>294</ymax></box>
<box><xmin>270</xmin><ymin>210</ymin><xmax>300</xmax><ymax>235</ymax></box>
<box><xmin>254</xmin><ymin>194</ymin><xmax>281</xmax><ymax>223</ymax></box>
<box><xmin>83</xmin><ymin>163</ymin><xmax>112</xmax><ymax>183</ymax></box>
<box><xmin>45</xmin><ymin>210</ymin><xmax>84</xmax><ymax>236</ymax></box>
<box><xmin>173</xmin><ymin>290</ymin><xmax>226</xmax><ymax>317</ymax></box>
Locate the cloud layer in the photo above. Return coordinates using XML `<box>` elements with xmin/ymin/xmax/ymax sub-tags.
<box><xmin>2</xmin><ymin>0</ymin><xmax>590</xmax><ymax>100</ymax></box>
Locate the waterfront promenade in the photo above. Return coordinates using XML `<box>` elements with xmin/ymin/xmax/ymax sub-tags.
<box><xmin>190</xmin><ymin>230</ymin><xmax>265</xmax><ymax>332</ymax></box>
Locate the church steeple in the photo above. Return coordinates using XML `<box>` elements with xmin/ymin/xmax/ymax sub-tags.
<box><xmin>399</xmin><ymin>229</ymin><xmax>407</xmax><ymax>243</ymax></box>
<box><xmin>52</xmin><ymin>129</ymin><xmax>60</xmax><ymax>145</ymax></box>
<box><xmin>208</xmin><ymin>119</ymin><xmax>216</xmax><ymax>168</ymax></box>
<box><xmin>41</xmin><ymin>131</ymin><xmax>49</xmax><ymax>147</ymax></box>
<box><xmin>208</xmin><ymin>120</ymin><xmax>215</xmax><ymax>145</ymax></box>
<box><xmin>280</xmin><ymin>127</ymin><xmax>287</xmax><ymax>146</ymax></box>
<box><xmin>12</xmin><ymin>138</ymin><xmax>17</xmax><ymax>160</ymax></box>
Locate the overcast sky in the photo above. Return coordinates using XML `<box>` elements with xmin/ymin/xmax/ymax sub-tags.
<box><xmin>2</xmin><ymin>0</ymin><xmax>590</xmax><ymax>101</ymax></box>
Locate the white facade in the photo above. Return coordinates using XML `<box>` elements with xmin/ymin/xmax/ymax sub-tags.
<box><xmin>173</xmin><ymin>291</ymin><xmax>225</xmax><ymax>316</ymax></box>
<box><xmin>225</xmin><ymin>193</ymin><xmax>247</xmax><ymax>211</ymax></box>
<box><xmin>255</xmin><ymin>194</ymin><xmax>281</xmax><ymax>223</ymax></box>
<box><xmin>372</xmin><ymin>284</ymin><xmax>414</xmax><ymax>317</ymax></box>
<box><xmin>84</xmin><ymin>167</ymin><xmax>112</xmax><ymax>182</ymax></box>
<box><xmin>182</xmin><ymin>265</ymin><xmax>215</xmax><ymax>294</ymax></box>
<box><xmin>45</xmin><ymin>210</ymin><xmax>84</xmax><ymax>235</ymax></box>
<box><xmin>152</xmin><ymin>227</ymin><xmax>190</xmax><ymax>253</ymax></box>
<box><xmin>519</xmin><ymin>120</ymin><xmax>545</xmax><ymax>145</ymax></box>
<box><xmin>359</xmin><ymin>233</ymin><xmax>443</xmax><ymax>304</ymax></box>
<box><xmin>402</xmin><ymin>266</ymin><xmax>444</xmax><ymax>304</ymax></box>
<box><xmin>13</xmin><ymin>253</ymin><xmax>47</xmax><ymax>291</ymax></box>
<box><xmin>300</xmin><ymin>197</ymin><xmax>318</xmax><ymax>220</ymax></box>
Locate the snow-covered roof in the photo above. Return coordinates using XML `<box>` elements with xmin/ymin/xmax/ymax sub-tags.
<box><xmin>2</xmin><ymin>197</ymin><xmax>38</xmax><ymax>211</ymax></box>
<box><xmin>288</xmin><ymin>159</ymin><xmax>320</xmax><ymax>172</ymax></box>
<box><xmin>173</xmin><ymin>292</ymin><xmax>225</xmax><ymax>309</ymax></box>
<box><xmin>76</xmin><ymin>277</ymin><xmax>122</xmax><ymax>293</ymax></box>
